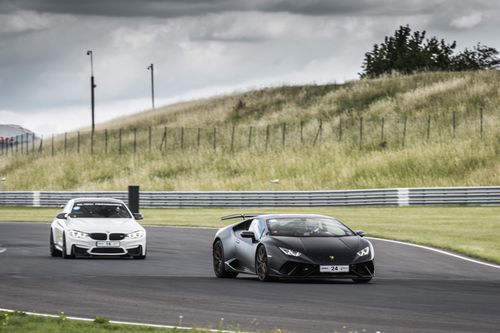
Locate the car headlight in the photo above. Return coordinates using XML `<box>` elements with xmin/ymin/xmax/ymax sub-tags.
<box><xmin>127</xmin><ymin>230</ymin><xmax>145</xmax><ymax>239</ymax></box>
<box><xmin>357</xmin><ymin>246</ymin><xmax>370</xmax><ymax>257</ymax></box>
<box><xmin>279</xmin><ymin>247</ymin><xmax>301</xmax><ymax>257</ymax></box>
<box><xmin>69</xmin><ymin>230</ymin><xmax>88</xmax><ymax>239</ymax></box>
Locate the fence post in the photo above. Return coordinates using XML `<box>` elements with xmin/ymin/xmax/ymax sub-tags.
<box><xmin>230</xmin><ymin>124</ymin><xmax>235</xmax><ymax>152</ymax></box>
<box><xmin>133</xmin><ymin>128</ymin><xmax>137</xmax><ymax>154</ymax></box>
<box><xmin>248</xmin><ymin>126</ymin><xmax>253</xmax><ymax>148</ymax></box>
<box><xmin>38</xmin><ymin>137</ymin><xmax>43</xmax><ymax>153</ymax></box>
<box><xmin>197</xmin><ymin>128</ymin><xmax>201</xmax><ymax>150</ymax></box>
<box><xmin>148</xmin><ymin>126</ymin><xmax>152</xmax><ymax>152</ymax></box>
<box><xmin>426</xmin><ymin>115</ymin><xmax>431</xmax><ymax>142</ymax></box>
<box><xmin>300</xmin><ymin>121</ymin><xmax>304</xmax><ymax>144</ymax></box>
<box><xmin>180</xmin><ymin>127</ymin><xmax>184</xmax><ymax>150</ymax></box>
<box><xmin>20</xmin><ymin>135</ymin><xmax>24</xmax><ymax>154</ymax></box>
<box><xmin>282</xmin><ymin>123</ymin><xmax>286</xmax><ymax>148</ymax></box>
<box><xmin>15</xmin><ymin>135</ymin><xmax>19</xmax><ymax>154</ymax></box>
<box><xmin>265</xmin><ymin>125</ymin><xmax>270</xmax><ymax>151</ymax></box>
<box><xmin>338</xmin><ymin>118</ymin><xmax>342</xmax><ymax>142</ymax></box>
<box><xmin>160</xmin><ymin>127</ymin><xmax>167</xmax><ymax>152</ymax></box>
<box><xmin>119</xmin><ymin>128</ymin><xmax>122</xmax><ymax>155</ymax></box>
<box><xmin>402</xmin><ymin>116</ymin><xmax>407</xmax><ymax>147</ymax></box>
<box><xmin>359</xmin><ymin>117</ymin><xmax>363</xmax><ymax>149</ymax></box>
<box><xmin>313</xmin><ymin>119</ymin><xmax>323</xmax><ymax>146</ymax></box>
<box><xmin>381</xmin><ymin>117</ymin><xmax>385</xmax><ymax>142</ymax></box>
<box><xmin>480</xmin><ymin>107</ymin><xmax>484</xmax><ymax>139</ymax></box>
<box><xmin>77</xmin><ymin>131</ymin><xmax>80</xmax><ymax>154</ymax></box>
<box><xmin>51</xmin><ymin>134</ymin><xmax>54</xmax><ymax>156</ymax></box>
<box><xmin>213</xmin><ymin>127</ymin><xmax>217</xmax><ymax>150</ymax></box>
<box><xmin>64</xmin><ymin>133</ymin><xmax>67</xmax><ymax>154</ymax></box>
<box><xmin>452</xmin><ymin>111</ymin><xmax>456</xmax><ymax>138</ymax></box>
<box><xmin>32</xmin><ymin>133</ymin><xmax>35</xmax><ymax>153</ymax></box>
<box><xmin>104</xmin><ymin>129</ymin><xmax>108</xmax><ymax>154</ymax></box>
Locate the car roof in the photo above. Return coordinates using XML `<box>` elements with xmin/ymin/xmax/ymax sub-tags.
<box><xmin>71</xmin><ymin>197</ymin><xmax>125</xmax><ymax>204</ymax></box>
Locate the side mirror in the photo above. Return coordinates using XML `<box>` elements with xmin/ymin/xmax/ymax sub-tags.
<box><xmin>56</xmin><ymin>212</ymin><xmax>67</xmax><ymax>220</ymax></box>
<box><xmin>133</xmin><ymin>213</ymin><xmax>144</xmax><ymax>220</ymax></box>
<box><xmin>241</xmin><ymin>231</ymin><xmax>256</xmax><ymax>242</ymax></box>
<box><xmin>355</xmin><ymin>230</ymin><xmax>366</xmax><ymax>237</ymax></box>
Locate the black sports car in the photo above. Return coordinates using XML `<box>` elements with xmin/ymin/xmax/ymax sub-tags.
<box><xmin>212</xmin><ymin>214</ymin><xmax>374</xmax><ymax>282</ymax></box>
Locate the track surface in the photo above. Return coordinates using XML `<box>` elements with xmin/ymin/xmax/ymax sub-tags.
<box><xmin>0</xmin><ymin>223</ymin><xmax>499</xmax><ymax>333</ymax></box>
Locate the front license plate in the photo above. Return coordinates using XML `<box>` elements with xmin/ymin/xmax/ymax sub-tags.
<box><xmin>96</xmin><ymin>241</ymin><xmax>120</xmax><ymax>247</ymax></box>
<box><xmin>320</xmin><ymin>265</ymin><xmax>349</xmax><ymax>273</ymax></box>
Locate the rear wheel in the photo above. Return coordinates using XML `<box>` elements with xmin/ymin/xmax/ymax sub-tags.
<box><xmin>255</xmin><ymin>245</ymin><xmax>272</xmax><ymax>282</ymax></box>
<box><xmin>213</xmin><ymin>240</ymin><xmax>238</xmax><ymax>278</ymax></box>
<box><xmin>49</xmin><ymin>230</ymin><xmax>62</xmax><ymax>257</ymax></box>
<box><xmin>352</xmin><ymin>278</ymin><xmax>372</xmax><ymax>283</ymax></box>
<box><xmin>61</xmin><ymin>233</ymin><xmax>74</xmax><ymax>259</ymax></box>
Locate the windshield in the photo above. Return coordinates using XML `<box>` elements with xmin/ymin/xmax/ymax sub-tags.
<box><xmin>69</xmin><ymin>202</ymin><xmax>132</xmax><ymax>218</ymax></box>
<box><xmin>266</xmin><ymin>217</ymin><xmax>355</xmax><ymax>237</ymax></box>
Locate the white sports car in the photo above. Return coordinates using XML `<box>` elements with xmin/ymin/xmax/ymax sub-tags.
<box><xmin>50</xmin><ymin>198</ymin><xmax>147</xmax><ymax>259</ymax></box>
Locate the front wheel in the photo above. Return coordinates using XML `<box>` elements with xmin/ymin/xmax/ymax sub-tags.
<box><xmin>255</xmin><ymin>246</ymin><xmax>273</xmax><ymax>282</ymax></box>
<box><xmin>213</xmin><ymin>240</ymin><xmax>238</xmax><ymax>278</ymax></box>
<box><xmin>49</xmin><ymin>230</ymin><xmax>62</xmax><ymax>257</ymax></box>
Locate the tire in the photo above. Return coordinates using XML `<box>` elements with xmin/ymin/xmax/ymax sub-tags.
<box><xmin>213</xmin><ymin>240</ymin><xmax>238</xmax><ymax>278</ymax></box>
<box><xmin>134</xmin><ymin>246</ymin><xmax>147</xmax><ymax>259</ymax></box>
<box><xmin>352</xmin><ymin>278</ymin><xmax>372</xmax><ymax>283</ymax></box>
<box><xmin>61</xmin><ymin>233</ymin><xmax>74</xmax><ymax>259</ymax></box>
<box><xmin>255</xmin><ymin>245</ymin><xmax>273</xmax><ymax>282</ymax></box>
<box><xmin>49</xmin><ymin>230</ymin><xmax>62</xmax><ymax>257</ymax></box>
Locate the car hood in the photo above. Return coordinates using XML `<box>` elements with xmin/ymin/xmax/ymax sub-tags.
<box><xmin>66</xmin><ymin>218</ymin><xmax>143</xmax><ymax>233</ymax></box>
<box><xmin>272</xmin><ymin>236</ymin><xmax>366</xmax><ymax>264</ymax></box>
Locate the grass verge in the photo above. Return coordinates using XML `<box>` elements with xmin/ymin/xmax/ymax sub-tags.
<box><xmin>0</xmin><ymin>206</ymin><xmax>499</xmax><ymax>264</ymax></box>
<box><xmin>0</xmin><ymin>311</ymin><xmax>209</xmax><ymax>333</ymax></box>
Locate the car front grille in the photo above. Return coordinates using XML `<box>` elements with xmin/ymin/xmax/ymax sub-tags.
<box><xmin>89</xmin><ymin>233</ymin><xmax>107</xmax><ymax>240</ymax></box>
<box><xmin>91</xmin><ymin>248</ymin><xmax>125</xmax><ymax>254</ymax></box>
<box><xmin>109</xmin><ymin>233</ymin><xmax>126</xmax><ymax>240</ymax></box>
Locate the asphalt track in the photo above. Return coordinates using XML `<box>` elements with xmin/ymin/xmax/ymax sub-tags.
<box><xmin>0</xmin><ymin>223</ymin><xmax>499</xmax><ymax>333</ymax></box>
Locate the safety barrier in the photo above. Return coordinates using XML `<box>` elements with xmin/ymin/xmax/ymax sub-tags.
<box><xmin>0</xmin><ymin>186</ymin><xmax>499</xmax><ymax>208</ymax></box>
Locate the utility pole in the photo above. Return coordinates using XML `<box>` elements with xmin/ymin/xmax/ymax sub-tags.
<box><xmin>87</xmin><ymin>50</ymin><xmax>96</xmax><ymax>133</ymax></box>
<box><xmin>147</xmin><ymin>63</ymin><xmax>155</xmax><ymax>110</ymax></box>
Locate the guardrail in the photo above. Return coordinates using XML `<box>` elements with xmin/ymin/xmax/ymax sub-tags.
<box><xmin>0</xmin><ymin>186</ymin><xmax>499</xmax><ymax>208</ymax></box>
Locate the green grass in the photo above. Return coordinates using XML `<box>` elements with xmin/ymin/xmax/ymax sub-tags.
<box><xmin>0</xmin><ymin>311</ymin><xmax>212</xmax><ymax>333</ymax></box>
<box><xmin>1</xmin><ymin>71</ymin><xmax>499</xmax><ymax>191</ymax></box>
<box><xmin>1</xmin><ymin>206</ymin><xmax>499</xmax><ymax>264</ymax></box>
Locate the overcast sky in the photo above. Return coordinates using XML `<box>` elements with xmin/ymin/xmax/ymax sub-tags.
<box><xmin>1</xmin><ymin>0</ymin><xmax>499</xmax><ymax>135</ymax></box>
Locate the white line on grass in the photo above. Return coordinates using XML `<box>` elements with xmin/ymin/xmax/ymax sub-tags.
<box><xmin>368</xmin><ymin>237</ymin><xmax>500</xmax><ymax>270</ymax></box>
<box><xmin>0</xmin><ymin>308</ymin><xmax>249</xmax><ymax>333</ymax></box>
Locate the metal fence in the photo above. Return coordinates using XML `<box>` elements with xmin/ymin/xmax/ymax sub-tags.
<box><xmin>0</xmin><ymin>186</ymin><xmax>499</xmax><ymax>208</ymax></box>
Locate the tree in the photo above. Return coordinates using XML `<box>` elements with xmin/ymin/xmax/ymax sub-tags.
<box><xmin>360</xmin><ymin>25</ymin><xmax>499</xmax><ymax>78</ymax></box>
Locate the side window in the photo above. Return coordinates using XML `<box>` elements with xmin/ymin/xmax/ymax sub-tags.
<box><xmin>257</xmin><ymin>219</ymin><xmax>266</xmax><ymax>238</ymax></box>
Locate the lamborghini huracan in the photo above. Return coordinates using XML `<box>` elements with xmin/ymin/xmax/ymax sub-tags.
<box><xmin>212</xmin><ymin>214</ymin><xmax>374</xmax><ymax>282</ymax></box>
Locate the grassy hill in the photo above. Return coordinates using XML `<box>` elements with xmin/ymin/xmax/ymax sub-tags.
<box><xmin>1</xmin><ymin>71</ymin><xmax>499</xmax><ymax>191</ymax></box>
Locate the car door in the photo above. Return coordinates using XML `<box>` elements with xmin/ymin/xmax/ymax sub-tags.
<box><xmin>236</xmin><ymin>219</ymin><xmax>264</xmax><ymax>273</ymax></box>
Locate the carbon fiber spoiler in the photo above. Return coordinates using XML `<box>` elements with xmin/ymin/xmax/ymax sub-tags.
<box><xmin>220</xmin><ymin>213</ymin><xmax>261</xmax><ymax>221</ymax></box>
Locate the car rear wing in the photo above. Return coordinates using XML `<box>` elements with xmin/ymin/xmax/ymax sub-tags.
<box><xmin>220</xmin><ymin>213</ymin><xmax>261</xmax><ymax>221</ymax></box>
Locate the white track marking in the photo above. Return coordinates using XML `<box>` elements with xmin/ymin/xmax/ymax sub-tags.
<box><xmin>368</xmin><ymin>237</ymin><xmax>500</xmax><ymax>270</ymax></box>
<box><xmin>0</xmin><ymin>248</ymin><xmax>6</xmax><ymax>254</ymax></box>
<box><xmin>0</xmin><ymin>308</ymin><xmax>247</xmax><ymax>333</ymax></box>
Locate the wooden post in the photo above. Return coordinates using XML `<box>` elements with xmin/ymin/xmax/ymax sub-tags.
<box><xmin>32</xmin><ymin>133</ymin><xmax>35</xmax><ymax>153</ymax></box>
<box><xmin>197</xmin><ymin>128</ymin><xmax>201</xmax><ymax>149</ymax></box>
<box><xmin>148</xmin><ymin>126</ymin><xmax>152</xmax><ymax>152</ymax></box>
<box><xmin>133</xmin><ymin>128</ymin><xmax>137</xmax><ymax>154</ymax></box>
<box><xmin>180</xmin><ymin>127</ymin><xmax>184</xmax><ymax>150</ymax></box>
<box><xmin>426</xmin><ymin>115</ymin><xmax>431</xmax><ymax>142</ymax></box>
<box><xmin>281</xmin><ymin>123</ymin><xmax>286</xmax><ymax>148</ymax></box>
<box><xmin>381</xmin><ymin>117</ymin><xmax>385</xmax><ymax>142</ymax></box>
<box><xmin>313</xmin><ymin>119</ymin><xmax>323</xmax><ymax>146</ymax></box>
<box><xmin>160</xmin><ymin>127</ymin><xmax>167</xmax><ymax>151</ymax></box>
<box><xmin>119</xmin><ymin>128</ymin><xmax>122</xmax><ymax>155</ymax></box>
<box><xmin>452</xmin><ymin>111</ymin><xmax>456</xmax><ymax>138</ymax></box>
<box><xmin>104</xmin><ymin>129</ymin><xmax>108</xmax><ymax>154</ymax></box>
<box><xmin>480</xmin><ymin>107</ymin><xmax>484</xmax><ymax>139</ymax></box>
<box><xmin>77</xmin><ymin>131</ymin><xmax>80</xmax><ymax>154</ymax></box>
<box><xmin>248</xmin><ymin>126</ymin><xmax>253</xmax><ymax>148</ymax></box>
<box><xmin>51</xmin><ymin>134</ymin><xmax>54</xmax><ymax>156</ymax></box>
<box><xmin>359</xmin><ymin>117</ymin><xmax>363</xmax><ymax>149</ymax></box>
<box><xmin>402</xmin><ymin>116</ymin><xmax>407</xmax><ymax>147</ymax></box>
<box><xmin>64</xmin><ymin>133</ymin><xmax>67</xmax><ymax>154</ymax></box>
<box><xmin>265</xmin><ymin>125</ymin><xmax>270</xmax><ymax>151</ymax></box>
<box><xmin>230</xmin><ymin>124</ymin><xmax>235</xmax><ymax>152</ymax></box>
<box><xmin>300</xmin><ymin>121</ymin><xmax>304</xmax><ymax>144</ymax></box>
<box><xmin>213</xmin><ymin>127</ymin><xmax>217</xmax><ymax>150</ymax></box>
<box><xmin>338</xmin><ymin>119</ymin><xmax>342</xmax><ymax>142</ymax></box>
